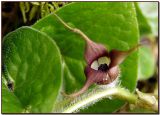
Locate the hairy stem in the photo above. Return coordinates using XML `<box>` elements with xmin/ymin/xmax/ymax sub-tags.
<box><xmin>61</xmin><ymin>87</ymin><xmax>137</xmax><ymax>113</ymax></box>
<box><xmin>55</xmin><ymin>87</ymin><xmax>158</xmax><ymax>113</ymax></box>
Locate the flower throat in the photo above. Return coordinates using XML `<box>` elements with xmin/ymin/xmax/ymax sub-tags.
<box><xmin>98</xmin><ymin>64</ymin><xmax>109</xmax><ymax>72</ymax></box>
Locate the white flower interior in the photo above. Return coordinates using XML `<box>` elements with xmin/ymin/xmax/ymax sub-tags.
<box><xmin>90</xmin><ymin>56</ymin><xmax>111</xmax><ymax>70</ymax></box>
<box><xmin>91</xmin><ymin>60</ymin><xmax>99</xmax><ymax>70</ymax></box>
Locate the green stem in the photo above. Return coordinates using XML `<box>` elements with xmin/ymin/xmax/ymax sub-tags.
<box><xmin>19</xmin><ymin>2</ymin><xmax>27</xmax><ymax>23</ymax></box>
<box><xmin>61</xmin><ymin>87</ymin><xmax>136</xmax><ymax>113</ymax></box>
<box><xmin>56</xmin><ymin>87</ymin><xmax>158</xmax><ymax>113</ymax></box>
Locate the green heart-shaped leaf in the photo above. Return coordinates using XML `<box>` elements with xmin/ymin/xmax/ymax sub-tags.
<box><xmin>33</xmin><ymin>2</ymin><xmax>139</xmax><ymax>113</ymax></box>
<box><xmin>2</xmin><ymin>27</ymin><xmax>62</xmax><ymax>113</ymax></box>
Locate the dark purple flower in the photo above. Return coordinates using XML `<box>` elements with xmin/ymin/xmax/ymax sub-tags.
<box><xmin>65</xmin><ymin>38</ymin><xmax>141</xmax><ymax>97</ymax></box>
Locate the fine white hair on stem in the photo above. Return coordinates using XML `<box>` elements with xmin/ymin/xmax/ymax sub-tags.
<box><xmin>54</xmin><ymin>86</ymin><xmax>136</xmax><ymax>113</ymax></box>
